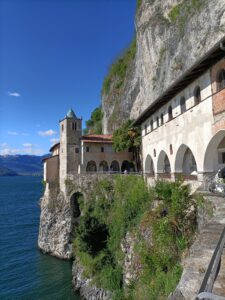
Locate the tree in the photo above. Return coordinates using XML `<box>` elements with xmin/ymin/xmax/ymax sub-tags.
<box><xmin>83</xmin><ymin>106</ymin><xmax>103</xmax><ymax>135</ymax></box>
<box><xmin>112</xmin><ymin>120</ymin><xmax>141</xmax><ymax>171</ymax></box>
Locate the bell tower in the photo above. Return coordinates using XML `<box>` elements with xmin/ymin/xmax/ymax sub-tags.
<box><xmin>59</xmin><ymin>108</ymin><xmax>82</xmax><ymax>189</ymax></box>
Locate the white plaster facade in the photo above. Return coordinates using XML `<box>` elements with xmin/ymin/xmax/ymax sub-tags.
<box><xmin>138</xmin><ymin>54</ymin><xmax>225</xmax><ymax>186</ymax></box>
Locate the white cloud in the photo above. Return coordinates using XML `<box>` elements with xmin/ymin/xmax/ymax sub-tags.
<box><xmin>8</xmin><ymin>131</ymin><xmax>19</xmax><ymax>135</ymax></box>
<box><xmin>38</xmin><ymin>129</ymin><xmax>57</xmax><ymax>136</ymax></box>
<box><xmin>23</xmin><ymin>143</ymin><xmax>33</xmax><ymax>147</ymax></box>
<box><xmin>50</xmin><ymin>138</ymin><xmax>59</xmax><ymax>144</ymax></box>
<box><xmin>0</xmin><ymin>142</ymin><xmax>8</xmax><ymax>148</ymax></box>
<box><xmin>8</xmin><ymin>91</ymin><xmax>21</xmax><ymax>97</ymax></box>
<box><xmin>0</xmin><ymin>145</ymin><xmax>44</xmax><ymax>156</ymax></box>
<box><xmin>0</xmin><ymin>148</ymin><xmax>20</xmax><ymax>155</ymax></box>
<box><xmin>23</xmin><ymin>147</ymin><xmax>44</xmax><ymax>155</ymax></box>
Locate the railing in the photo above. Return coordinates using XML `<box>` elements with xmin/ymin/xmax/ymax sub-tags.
<box><xmin>196</xmin><ymin>226</ymin><xmax>225</xmax><ymax>300</ymax></box>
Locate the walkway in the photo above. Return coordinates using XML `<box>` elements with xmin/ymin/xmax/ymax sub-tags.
<box><xmin>169</xmin><ymin>192</ymin><xmax>225</xmax><ymax>300</ymax></box>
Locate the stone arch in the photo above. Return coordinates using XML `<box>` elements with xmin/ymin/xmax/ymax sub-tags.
<box><xmin>121</xmin><ymin>160</ymin><xmax>135</xmax><ymax>173</ymax></box>
<box><xmin>110</xmin><ymin>160</ymin><xmax>120</xmax><ymax>172</ymax></box>
<box><xmin>99</xmin><ymin>160</ymin><xmax>109</xmax><ymax>172</ymax></box>
<box><xmin>157</xmin><ymin>150</ymin><xmax>171</xmax><ymax>173</ymax></box>
<box><xmin>145</xmin><ymin>154</ymin><xmax>154</xmax><ymax>174</ymax></box>
<box><xmin>175</xmin><ymin>144</ymin><xmax>197</xmax><ymax>174</ymax></box>
<box><xmin>86</xmin><ymin>160</ymin><xmax>97</xmax><ymax>173</ymax></box>
<box><xmin>203</xmin><ymin>130</ymin><xmax>225</xmax><ymax>172</ymax></box>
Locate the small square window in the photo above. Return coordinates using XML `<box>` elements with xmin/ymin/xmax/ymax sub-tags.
<box><xmin>86</xmin><ymin>146</ymin><xmax>89</xmax><ymax>152</ymax></box>
<box><xmin>75</xmin><ymin>148</ymin><xmax>79</xmax><ymax>153</ymax></box>
<box><xmin>101</xmin><ymin>147</ymin><xmax>104</xmax><ymax>153</ymax></box>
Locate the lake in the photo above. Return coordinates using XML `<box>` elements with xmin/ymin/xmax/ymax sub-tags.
<box><xmin>0</xmin><ymin>176</ymin><xmax>80</xmax><ymax>300</ymax></box>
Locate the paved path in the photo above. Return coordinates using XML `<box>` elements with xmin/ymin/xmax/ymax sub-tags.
<box><xmin>169</xmin><ymin>193</ymin><xmax>225</xmax><ymax>300</ymax></box>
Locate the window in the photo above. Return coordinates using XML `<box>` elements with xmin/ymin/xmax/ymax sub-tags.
<box><xmin>217</xmin><ymin>69</ymin><xmax>225</xmax><ymax>91</ymax></box>
<box><xmin>194</xmin><ymin>86</ymin><xmax>201</xmax><ymax>105</ymax></box>
<box><xmin>154</xmin><ymin>149</ymin><xmax>156</xmax><ymax>157</ymax></box>
<box><xmin>61</xmin><ymin>124</ymin><xmax>64</xmax><ymax>132</ymax></box>
<box><xmin>75</xmin><ymin>148</ymin><xmax>79</xmax><ymax>153</ymax></box>
<box><xmin>156</xmin><ymin>117</ymin><xmax>159</xmax><ymax>127</ymax></box>
<box><xmin>170</xmin><ymin>144</ymin><xmax>173</xmax><ymax>155</ymax></box>
<box><xmin>180</xmin><ymin>97</ymin><xmax>186</xmax><ymax>113</ymax></box>
<box><xmin>75</xmin><ymin>122</ymin><xmax>77</xmax><ymax>130</ymax></box>
<box><xmin>222</xmin><ymin>152</ymin><xmax>225</xmax><ymax>164</ymax></box>
<box><xmin>86</xmin><ymin>146</ymin><xmax>89</xmax><ymax>152</ymax></box>
<box><xmin>161</xmin><ymin>113</ymin><xmax>164</xmax><ymax>125</ymax></box>
<box><xmin>168</xmin><ymin>106</ymin><xmax>173</xmax><ymax>121</ymax></box>
<box><xmin>145</xmin><ymin>124</ymin><xmax>147</xmax><ymax>135</ymax></box>
<box><xmin>101</xmin><ymin>147</ymin><xmax>104</xmax><ymax>153</ymax></box>
<box><xmin>72</xmin><ymin>123</ymin><xmax>74</xmax><ymax>130</ymax></box>
<box><xmin>150</xmin><ymin>120</ymin><xmax>153</xmax><ymax>131</ymax></box>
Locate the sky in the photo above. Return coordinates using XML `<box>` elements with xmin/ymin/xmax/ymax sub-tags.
<box><xmin>0</xmin><ymin>0</ymin><xmax>136</xmax><ymax>155</ymax></box>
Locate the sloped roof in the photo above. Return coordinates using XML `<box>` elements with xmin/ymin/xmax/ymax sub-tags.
<box><xmin>82</xmin><ymin>134</ymin><xmax>113</xmax><ymax>143</ymax></box>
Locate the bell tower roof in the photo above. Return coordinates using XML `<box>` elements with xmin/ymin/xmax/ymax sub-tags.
<box><xmin>66</xmin><ymin>108</ymin><xmax>77</xmax><ymax>119</ymax></box>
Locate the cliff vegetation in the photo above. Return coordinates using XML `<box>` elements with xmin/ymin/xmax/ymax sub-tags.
<box><xmin>73</xmin><ymin>177</ymin><xmax>202</xmax><ymax>299</ymax></box>
<box><xmin>83</xmin><ymin>106</ymin><xmax>103</xmax><ymax>135</ymax></box>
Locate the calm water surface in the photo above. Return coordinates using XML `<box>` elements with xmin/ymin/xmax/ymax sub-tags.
<box><xmin>0</xmin><ymin>176</ymin><xmax>80</xmax><ymax>300</ymax></box>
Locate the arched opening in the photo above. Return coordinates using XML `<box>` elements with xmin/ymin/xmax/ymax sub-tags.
<box><xmin>145</xmin><ymin>154</ymin><xmax>154</xmax><ymax>175</ymax></box>
<box><xmin>110</xmin><ymin>160</ymin><xmax>120</xmax><ymax>172</ymax></box>
<box><xmin>194</xmin><ymin>86</ymin><xmax>201</xmax><ymax>105</ymax></box>
<box><xmin>203</xmin><ymin>130</ymin><xmax>225</xmax><ymax>173</ymax></box>
<box><xmin>161</xmin><ymin>113</ymin><xmax>164</xmax><ymax>125</ymax></box>
<box><xmin>168</xmin><ymin>106</ymin><xmax>173</xmax><ymax>121</ymax></box>
<box><xmin>217</xmin><ymin>69</ymin><xmax>225</xmax><ymax>91</ymax></box>
<box><xmin>99</xmin><ymin>161</ymin><xmax>109</xmax><ymax>172</ymax></box>
<box><xmin>156</xmin><ymin>117</ymin><xmax>159</xmax><ymax>127</ymax></box>
<box><xmin>150</xmin><ymin>120</ymin><xmax>153</xmax><ymax>131</ymax></box>
<box><xmin>180</xmin><ymin>96</ymin><xmax>186</xmax><ymax>113</ymax></box>
<box><xmin>157</xmin><ymin>150</ymin><xmax>171</xmax><ymax>176</ymax></box>
<box><xmin>121</xmin><ymin>160</ymin><xmax>135</xmax><ymax>173</ymax></box>
<box><xmin>86</xmin><ymin>161</ymin><xmax>97</xmax><ymax>173</ymax></box>
<box><xmin>175</xmin><ymin>145</ymin><xmax>197</xmax><ymax>179</ymax></box>
<box><xmin>70</xmin><ymin>192</ymin><xmax>83</xmax><ymax>218</ymax></box>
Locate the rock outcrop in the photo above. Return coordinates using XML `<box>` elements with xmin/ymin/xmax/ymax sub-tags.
<box><xmin>38</xmin><ymin>191</ymin><xmax>74</xmax><ymax>259</ymax></box>
<box><xmin>72</xmin><ymin>259</ymin><xmax>111</xmax><ymax>300</ymax></box>
<box><xmin>102</xmin><ymin>0</ymin><xmax>225</xmax><ymax>133</ymax></box>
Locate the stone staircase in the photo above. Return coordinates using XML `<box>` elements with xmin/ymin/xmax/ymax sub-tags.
<box><xmin>169</xmin><ymin>192</ymin><xmax>225</xmax><ymax>300</ymax></box>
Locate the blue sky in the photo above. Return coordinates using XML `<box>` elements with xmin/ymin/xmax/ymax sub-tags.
<box><xmin>0</xmin><ymin>0</ymin><xmax>136</xmax><ymax>155</ymax></box>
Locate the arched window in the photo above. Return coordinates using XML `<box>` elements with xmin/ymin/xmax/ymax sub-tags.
<box><xmin>194</xmin><ymin>86</ymin><xmax>201</xmax><ymax>105</ymax></box>
<box><xmin>145</xmin><ymin>124</ymin><xmax>147</xmax><ymax>135</ymax></box>
<box><xmin>168</xmin><ymin>106</ymin><xmax>173</xmax><ymax>121</ymax></box>
<box><xmin>153</xmin><ymin>149</ymin><xmax>156</xmax><ymax>157</ymax></box>
<box><xmin>170</xmin><ymin>144</ymin><xmax>173</xmax><ymax>155</ymax></box>
<box><xmin>161</xmin><ymin>113</ymin><xmax>164</xmax><ymax>125</ymax></box>
<box><xmin>61</xmin><ymin>124</ymin><xmax>64</xmax><ymax>132</ymax></box>
<box><xmin>86</xmin><ymin>161</ymin><xmax>97</xmax><ymax>173</ymax></box>
<box><xmin>150</xmin><ymin>120</ymin><xmax>153</xmax><ymax>131</ymax></box>
<box><xmin>180</xmin><ymin>97</ymin><xmax>186</xmax><ymax>113</ymax></box>
<box><xmin>156</xmin><ymin>117</ymin><xmax>159</xmax><ymax>127</ymax></box>
<box><xmin>217</xmin><ymin>69</ymin><xmax>225</xmax><ymax>91</ymax></box>
<box><xmin>110</xmin><ymin>160</ymin><xmax>120</xmax><ymax>172</ymax></box>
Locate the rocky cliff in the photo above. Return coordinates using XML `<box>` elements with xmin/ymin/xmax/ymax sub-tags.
<box><xmin>102</xmin><ymin>0</ymin><xmax>225</xmax><ymax>133</ymax></box>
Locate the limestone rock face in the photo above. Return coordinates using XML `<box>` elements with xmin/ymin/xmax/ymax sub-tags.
<box><xmin>72</xmin><ymin>259</ymin><xmax>111</xmax><ymax>300</ymax></box>
<box><xmin>102</xmin><ymin>0</ymin><xmax>225</xmax><ymax>133</ymax></box>
<box><xmin>38</xmin><ymin>192</ymin><xmax>73</xmax><ymax>259</ymax></box>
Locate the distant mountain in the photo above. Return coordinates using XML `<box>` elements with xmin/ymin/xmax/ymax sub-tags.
<box><xmin>0</xmin><ymin>155</ymin><xmax>49</xmax><ymax>176</ymax></box>
<box><xmin>0</xmin><ymin>166</ymin><xmax>18</xmax><ymax>176</ymax></box>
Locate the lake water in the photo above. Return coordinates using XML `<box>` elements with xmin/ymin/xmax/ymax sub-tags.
<box><xmin>0</xmin><ymin>176</ymin><xmax>80</xmax><ymax>300</ymax></box>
